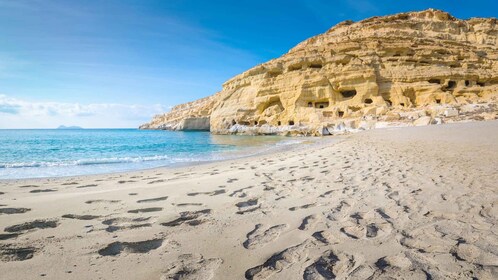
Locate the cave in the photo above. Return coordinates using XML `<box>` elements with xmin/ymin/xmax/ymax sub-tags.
<box><xmin>429</xmin><ymin>79</ymin><xmax>441</xmax><ymax>84</ymax></box>
<box><xmin>477</xmin><ymin>81</ymin><xmax>485</xmax><ymax>87</ymax></box>
<box><xmin>338</xmin><ymin>111</ymin><xmax>344</xmax><ymax>117</ymax></box>
<box><xmin>340</xmin><ymin>90</ymin><xmax>357</xmax><ymax>98</ymax></box>
<box><xmin>288</xmin><ymin>64</ymin><xmax>302</xmax><ymax>72</ymax></box>
<box><xmin>254</xmin><ymin>121</ymin><xmax>258</xmax><ymax>125</ymax></box>
<box><xmin>386</xmin><ymin>100</ymin><xmax>393</xmax><ymax>106</ymax></box>
<box><xmin>447</xmin><ymin>81</ymin><xmax>457</xmax><ymax>89</ymax></box>
<box><xmin>435</xmin><ymin>98</ymin><xmax>441</xmax><ymax>104</ymax></box>
<box><xmin>315</xmin><ymin>102</ymin><xmax>329</xmax><ymax>109</ymax></box>
<box><xmin>308</xmin><ymin>102</ymin><xmax>313</xmax><ymax>107</ymax></box>
<box><xmin>309</xmin><ymin>63</ymin><xmax>323</xmax><ymax>69</ymax></box>
<box><xmin>400</xmin><ymin>103</ymin><xmax>405</xmax><ymax>107</ymax></box>
<box><xmin>231</xmin><ymin>119</ymin><xmax>236</xmax><ymax>125</ymax></box>
<box><xmin>277</xmin><ymin>121</ymin><xmax>281</xmax><ymax>126</ymax></box>
<box><xmin>364</xmin><ymin>98</ymin><xmax>373</xmax><ymax>104</ymax></box>
<box><xmin>288</xmin><ymin>121</ymin><xmax>295</xmax><ymax>125</ymax></box>
<box><xmin>465</xmin><ymin>80</ymin><xmax>470</xmax><ymax>87</ymax></box>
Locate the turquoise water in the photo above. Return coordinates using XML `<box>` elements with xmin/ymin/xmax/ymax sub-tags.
<box><xmin>0</xmin><ymin>129</ymin><xmax>300</xmax><ymax>179</ymax></box>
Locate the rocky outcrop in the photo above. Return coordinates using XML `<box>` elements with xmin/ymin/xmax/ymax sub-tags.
<box><xmin>139</xmin><ymin>95</ymin><xmax>216</xmax><ymax>130</ymax></box>
<box><xmin>141</xmin><ymin>9</ymin><xmax>498</xmax><ymax>135</ymax></box>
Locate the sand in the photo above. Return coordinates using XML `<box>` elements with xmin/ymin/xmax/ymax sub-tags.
<box><xmin>0</xmin><ymin>121</ymin><xmax>497</xmax><ymax>280</ymax></box>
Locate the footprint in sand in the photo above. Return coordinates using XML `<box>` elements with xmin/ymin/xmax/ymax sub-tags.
<box><xmin>0</xmin><ymin>233</ymin><xmax>21</xmax><ymax>240</ymax></box>
<box><xmin>288</xmin><ymin>203</ymin><xmax>316</xmax><ymax>211</ymax></box>
<box><xmin>0</xmin><ymin>208</ymin><xmax>31</xmax><ymax>215</ymax></box>
<box><xmin>117</xmin><ymin>180</ymin><xmax>136</xmax><ymax>184</ymax></box>
<box><xmin>147</xmin><ymin>179</ymin><xmax>166</xmax><ymax>184</ymax></box>
<box><xmin>128</xmin><ymin>207</ymin><xmax>163</xmax><ymax>214</ymax></box>
<box><xmin>102</xmin><ymin>216</ymin><xmax>152</xmax><ymax>232</ymax></box>
<box><xmin>161</xmin><ymin>209</ymin><xmax>212</xmax><ymax>227</ymax></box>
<box><xmin>326</xmin><ymin>200</ymin><xmax>352</xmax><ymax>221</ymax></box>
<box><xmin>245</xmin><ymin>240</ymin><xmax>311</xmax><ymax>280</ymax></box>
<box><xmin>61</xmin><ymin>182</ymin><xmax>79</xmax><ymax>186</ymax></box>
<box><xmin>0</xmin><ymin>244</ymin><xmax>37</xmax><ymax>262</ymax></box>
<box><xmin>187</xmin><ymin>190</ymin><xmax>226</xmax><ymax>197</ymax></box>
<box><xmin>136</xmin><ymin>196</ymin><xmax>168</xmax><ymax>203</ymax></box>
<box><xmin>243</xmin><ymin>224</ymin><xmax>288</xmax><ymax>249</ymax></box>
<box><xmin>98</xmin><ymin>238</ymin><xmax>163</xmax><ymax>256</ymax></box>
<box><xmin>85</xmin><ymin>199</ymin><xmax>121</xmax><ymax>204</ymax></box>
<box><xmin>76</xmin><ymin>184</ymin><xmax>98</xmax><ymax>188</ymax></box>
<box><xmin>18</xmin><ymin>185</ymin><xmax>39</xmax><ymax>188</ymax></box>
<box><xmin>312</xmin><ymin>231</ymin><xmax>340</xmax><ymax>245</ymax></box>
<box><xmin>298</xmin><ymin>215</ymin><xmax>319</xmax><ymax>231</ymax></box>
<box><xmin>175</xmin><ymin>203</ymin><xmax>204</xmax><ymax>207</ymax></box>
<box><xmin>4</xmin><ymin>219</ymin><xmax>59</xmax><ymax>233</ymax></box>
<box><xmin>161</xmin><ymin>254</ymin><xmax>223</xmax><ymax>280</ymax></box>
<box><xmin>235</xmin><ymin>199</ymin><xmax>260</xmax><ymax>215</ymax></box>
<box><xmin>303</xmin><ymin>250</ymin><xmax>359</xmax><ymax>280</ymax></box>
<box><xmin>29</xmin><ymin>189</ymin><xmax>57</xmax><ymax>193</ymax></box>
<box><xmin>229</xmin><ymin>186</ymin><xmax>254</xmax><ymax>198</ymax></box>
<box><xmin>62</xmin><ymin>214</ymin><xmax>100</xmax><ymax>220</ymax></box>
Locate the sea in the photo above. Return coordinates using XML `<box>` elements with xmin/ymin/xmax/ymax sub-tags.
<box><xmin>0</xmin><ymin>129</ymin><xmax>304</xmax><ymax>179</ymax></box>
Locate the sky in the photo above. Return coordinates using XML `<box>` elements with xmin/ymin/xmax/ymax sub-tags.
<box><xmin>0</xmin><ymin>0</ymin><xmax>497</xmax><ymax>128</ymax></box>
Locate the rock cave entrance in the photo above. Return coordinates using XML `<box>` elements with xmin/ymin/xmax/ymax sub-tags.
<box><xmin>465</xmin><ymin>80</ymin><xmax>470</xmax><ymax>87</ymax></box>
<box><xmin>447</xmin><ymin>81</ymin><xmax>457</xmax><ymax>89</ymax></box>
<box><xmin>315</xmin><ymin>102</ymin><xmax>329</xmax><ymax>109</ymax></box>
<box><xmin>338</xmin><ymin>111</ymin><xmax>345</xmax><ymax>117</ymax></box>
<box><xmin>288</xmin><ymin>121</ymin><xmax>295</xmax><ymax>125</ymax></box>
<box><xmin>340</xmin><ymin>90</ymin><xmax>357</xmax><ymax>99</ymax></box>
<box><xmin>364</xmin><ymin>98</ymin><xmax>373</xmax><ymax>104</ymax></box>
<box><xmin>309</xmin><ymin>63</ymin><xmax>323</xmax><ymax>69</ymax></box>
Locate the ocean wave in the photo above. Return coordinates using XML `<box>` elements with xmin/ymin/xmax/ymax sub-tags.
<box><xmin>0</xmin><ymin>155</ymin><xmax>182</xmax><ymax>169</ymax></box>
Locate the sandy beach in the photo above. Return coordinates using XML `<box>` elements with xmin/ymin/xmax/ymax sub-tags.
<box><xmin>1</xmin><ymin>121</ymin><xmax>497</xmax><ymax>279</ymax></box>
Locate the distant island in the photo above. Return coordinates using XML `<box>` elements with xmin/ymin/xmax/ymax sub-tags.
<box><xmin>56</xmin><ymin>125</ymin><xmax>83</xmax><ymax>130</ymax></box>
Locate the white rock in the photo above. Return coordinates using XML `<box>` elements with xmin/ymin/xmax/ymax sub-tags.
<box><xmin>444</xmin><ymin>108</ymin><xmax>459</xmax><ymax>117</ymax></box>
<box><xmin>413</xmin><ymin>116</ymin><xmax>432</xmax><ymax>126</ymax></box>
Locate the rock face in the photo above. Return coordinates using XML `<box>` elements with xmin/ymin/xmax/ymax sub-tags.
<box><xmin>141</xmin><ymin>9</ymin><xmax>498</xmax><ymax>135</ymax></box>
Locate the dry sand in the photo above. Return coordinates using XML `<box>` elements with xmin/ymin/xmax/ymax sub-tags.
<box><xmin>0</xmin><ymin>121</ymin><xmax>497</xmax><ymax>280</ymax></box>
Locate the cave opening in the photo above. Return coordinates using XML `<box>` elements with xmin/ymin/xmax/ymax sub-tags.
<box><xmin>288</xmin><ymin>121</ymin><xmax>295</xmax><ymax>125</ymax></box>
<box><xmin>309</xmin><ymin>63</ymin><xmax>323</xmax><ymax>69</ymax></box>
<box><xmin>447</xmin><ymin>81</ymin><xmax>457</xmax><ymax>89</ymax></box>
<box><xmin>338</xmin><ymin>111</ymin><xmax>344</xmax><ymax>118</ymax></box>
<box><xmin>364</xmin><ymin>98</ymin><xmax>373</xmax><ymax>104</ymax></box>
<box><xmin>315</xmin><ymin>102</ymin><xmax>329</xmax><ymax>109</ymax></box>
<box><xmin>340</xmin><ymin>90</ymin><xmax>357</xmax><ymax>98</ymax></box>
<box><xmin>465</xmin><ymin>80</ymin><xmax>470</xmax><ymax>87</ymax></box>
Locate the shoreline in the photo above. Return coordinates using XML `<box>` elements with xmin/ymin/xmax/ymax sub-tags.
<box><xmin>0</xmin><ymin>134</ymin><xmax>342</xmax><ymax>183</ymax></box>
<box><xmin>1</xmin><ymin>120</ymin><xmax>497</xmax><ymax>279</ymax></box>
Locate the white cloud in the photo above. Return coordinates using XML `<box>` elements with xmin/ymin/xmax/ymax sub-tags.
<box><xmin>0</xmin><ymin>94</ymin><xmax>167</xmax><ymax>128</ymax></box>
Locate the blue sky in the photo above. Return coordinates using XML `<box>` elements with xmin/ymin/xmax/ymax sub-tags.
<box><xmin>0</xmin><ymin>0</ymin><xmax>497</xmax><ymax>128</ymax></box>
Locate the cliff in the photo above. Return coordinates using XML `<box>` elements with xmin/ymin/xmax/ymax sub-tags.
<box><xmin>141</xmin><ymin>9</ymin><xmax>498</xmax><ymax>135</ymax></box>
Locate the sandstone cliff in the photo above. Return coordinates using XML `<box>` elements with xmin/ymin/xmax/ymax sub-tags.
<box><xmin>141</xmin><ymin>9</ymin><xmax>498</xmax><ymax>135</ymax></box>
